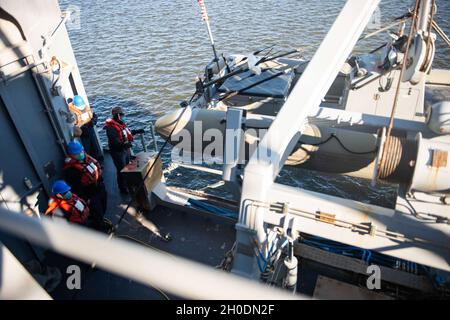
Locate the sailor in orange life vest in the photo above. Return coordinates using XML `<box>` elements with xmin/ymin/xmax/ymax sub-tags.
<box><xmin>67</xmin><ymin>95</ymin><xmax>102</xmax><ymax>161</ymax></box>
<box><xmin>63</xmin><ymin>141</ymin><xmax>108</xmax><ymax>230</ymax></box>
<box><xmin>45</xmin><ymin>180</ymin><xmax>90</xmax><ymax>225</ymax></box>
<box><xmin>104</xmin><ymin>106</ymin><xmax>145</xmax><ymax>194</ymax></box>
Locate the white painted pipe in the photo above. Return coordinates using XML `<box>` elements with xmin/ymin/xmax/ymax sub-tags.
<box><xmin>417</xmin><ymin>0</ymin><xmax>432</xmax><ymax>32</ymax></box>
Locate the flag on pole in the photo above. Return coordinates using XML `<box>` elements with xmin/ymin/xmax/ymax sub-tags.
<box><xmin>196</xmin><ymin>0</ymin><xmax>219</xmax><ymax>69</ymax></box>
<box><xmin>197</xmin><ymin>0</ymin><xmax>209</xmax><ymax>22</ymax></box>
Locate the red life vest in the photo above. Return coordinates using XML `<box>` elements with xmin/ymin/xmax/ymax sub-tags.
<box><xmin>104</xmin><ymin>118</ymin><xmax>134</xmax><ymax>143</ymax></box>
<box><xmin>63</xmin><ymin>154</ymin><xmax>101</xmax><ymax>186</ymax></box>
<box><xmin>45</xmin><ymin>194</ymin><xmax>90</xmax><ymax>224</ymax></box>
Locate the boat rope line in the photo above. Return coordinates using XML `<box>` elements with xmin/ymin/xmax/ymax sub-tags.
<box><xmin>244</xmin><ymin>126</ymin><xmax>378</xmax><ymax>155</ymax></box>
<box><xmin>111</xmin><ymin>104</ymin><xmax>190</xmax><ymax>238</ymax></box>
<box><xmin>114</xmin><ymin>234</ymin><xmax>171</xmax><ymax>300</ymax></box>
<box><xmin>422</xmin><ymin>0</ymin><xmax>436</xmax><ymax>72</ymax></box>
<box><xmin>282</xmin><ymin>12</ymin><xmax>415</xmax><ymax>60</ymax></box>
<box><xmin>256</xmin><ymin>48</ymin><xmax>303</xmax><ymax>65</ymax></box>
<box><xmin>218</xmin><ymin>62</ymin><xmax>307</xmax><ymax>102</ymax></box>
<box><xmin>297</xmin><ymin>133</ymin><xmax>378</xmax><ymax>155</ymax></box>
<box><xmin>432</xmin><ymin>20</ymin><xmax>450</xmax><ymax>47</ymax></box>
<box><xmin>385</xmin><ymin>0</ymin><xmax>420</xmax><ymax>139</ymax></box>
<box><xmin>252</xmin><ymin>44</ymin><xmax>276</xmax><ymax>56</ymax></box>
<box><xmin>358</xmin><ymin>17</ymin><xmax>410</xmax><ymax>42</ymax></box>
<box><xmin>205</xmin><ymin>10</ymin><xmax>418</xmax><ymax>95</ymax></box>
<box><xmin>210</xmin><ymin>11</ymin><xmax>417</xmax><ymax>103</ymax></box>
<box><xmin>201</xmin><ymin>48</ymin><xmax>303</xmax><ymax>90</ymax></box>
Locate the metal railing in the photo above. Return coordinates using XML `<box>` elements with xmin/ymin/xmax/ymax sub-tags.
<box><xmin>0</xmin><ymin>207</ymin><xmax>304</xmax><ymax>300</ymax></box>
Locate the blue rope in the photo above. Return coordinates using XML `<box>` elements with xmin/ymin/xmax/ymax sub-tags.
<box><xmin>262</xmin><ymin>241</ymin><xmax>275</xmax><ymax>272</ymax></box>
<box><xmin>255</xmin><ymin>254</ymin><xmax>265</xmax><ymax>273</ymax></box>
<box><xmin>187</xmin><ymin>198</ymin><xmax>237</xmax><ymax>219</ymax></box>
<box><xmin>302</xmin><ymin>237</ymin><xmax>381</xmax><ymax>266</ymax></box>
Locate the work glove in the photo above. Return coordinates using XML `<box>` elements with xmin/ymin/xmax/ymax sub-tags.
<box><xmin>132</xmin><ymin>128</ymin><xmax>145</xmax><ymax>135</ymax></box>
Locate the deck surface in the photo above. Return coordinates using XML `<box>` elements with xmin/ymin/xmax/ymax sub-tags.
<box><xmin>45</xmin><ymin>151</ymin><xmax>236</xmax><ymax>299</ymax></box>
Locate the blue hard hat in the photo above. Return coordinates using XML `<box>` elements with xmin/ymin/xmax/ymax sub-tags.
<box><xmin>52</xmin><ymin>180</ymin><xmax>71</xmax><ymax>195</ymax></box>
<box><xmin>73</xmin><ymin>95</ymin><xmax>86</xmax><ymax>110</ymax></box>
<box><xmin>67</xmin><ymin>141</ymin><xmax>84</xmax><ymax>155</ymax></box>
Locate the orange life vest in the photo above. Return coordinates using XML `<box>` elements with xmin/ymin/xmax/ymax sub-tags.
<box><xmin>68</xmin><ymin>102</ymin><xmax>93</xmax><ymax>126</ymax></box>
<box><xmin>63</xmin><ymin>154</ymin><xmax>101</xmax><ymax>186</ymax></box>
<box><xmin>104</xmin><ymin>118</ymin><xmax>134</xmax><ymax>143</ymax></box>
<box><xmin>45</xmin><ymin>194</ymin><xmax>90</xmax><ymax>224</ymax></box>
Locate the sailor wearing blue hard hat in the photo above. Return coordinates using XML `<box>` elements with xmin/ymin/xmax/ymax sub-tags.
<box><xmin>67</xmin><ymin>95</ymin><xmax>102</xmax><ymax>161</ymax></box>
<box><xmin>52</xmin><ymin>180</ymin><xmax>72</xmax><ymax>197</ymax></box>
<box><xmin>67</xmin><ymin>95</ymin><xmax>92</xmax><ymax>126</ymax></box>
<box><xmin>73</xmin><ymin>95</ymin><xmax>86</xmax><ymax>110</ymax></box>
<box><xmin>45</xmin><ymin>180</ymin><xmax>90</xmax><ymax>225</ymax></box>
<box><xmin>63</xmin><ymin>141</ymin><xmax>109</xmax><ymax>232</ymax></box>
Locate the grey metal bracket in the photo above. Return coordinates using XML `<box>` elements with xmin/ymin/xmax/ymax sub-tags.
<box><xmin>222</xmin><ymin>108</ymin><xmax>245</xmax><ymax>182</ymax></box>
